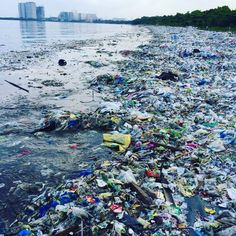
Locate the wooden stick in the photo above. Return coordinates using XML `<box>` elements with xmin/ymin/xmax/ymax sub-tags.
<box><xmin>217</xmin><ymin>219</ymin><xmax>236</xmax><ymax>226</ymax></box>
<box><xmin>5</xmin><ymin>80</ymin><xmax>29</xmax><ymax>93</ymax></box>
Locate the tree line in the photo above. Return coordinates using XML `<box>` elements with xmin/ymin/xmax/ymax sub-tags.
<box><xmin>132</xmin><ymin>6</ymin><xmax>236</xmax><ymax>28</ymax></box>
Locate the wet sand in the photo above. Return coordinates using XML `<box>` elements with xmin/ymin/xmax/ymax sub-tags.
<box><xmin>0</xmin><ymin>26</ymin><xmax>150</xmax><ymax>232</ymax></box>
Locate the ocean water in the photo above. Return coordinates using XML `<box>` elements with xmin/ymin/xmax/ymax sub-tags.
<box><xmin>0</xmin><ymin>20</ymin><xmax>135</xmax><ymax>52</ymax></box>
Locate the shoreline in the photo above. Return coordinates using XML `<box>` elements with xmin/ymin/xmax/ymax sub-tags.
<box><xmin>0</xmin><ymin>26</ymin><xmax>151</xmax><ymax>233</ymax></box>
<box><xmin>1</xmin><ymin>26</ymin><xmax>236</xmax><ymax>235</ymax></box>
<box><xmin>0</xmin><ymin>18</ymin><xmax>131</xmax><ymax>25</ymax></box>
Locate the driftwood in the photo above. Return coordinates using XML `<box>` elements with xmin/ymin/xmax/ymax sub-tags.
<box><xmin>5</xmin><ymin>80</ymin><xmax>29</xmax><ymax>93</ymax></box>
<box><xmin>215</xmin><ymin>225</ymin><xmax>236</xmax><ymax>236</ymax></box>
<box><xmin>158</xmin><ymin>163</ymin><xmax>175</xmax><ymax>205</ymax></box>
<box><xmin>128</xmin><ymin>182</ymin><xmax>153</xmax><ymax>205</ymax></box>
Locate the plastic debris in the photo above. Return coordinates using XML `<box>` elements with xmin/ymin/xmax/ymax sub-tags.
<box><xmin>110</xmin><ymin>204</ymin><xmax>123</xmax><ymax>213</ymax></box>
<box><xmin>11</xmin><ymin>26</ymin><xmax>236</xmax><ymax>236</ymax></box>
<box><xmin>103</xmin><ymin>133</ymin><xmax>131</xmax><ymax>153</ymax></box>
<box><xmin>226</xmin><ymin>188</ymin><xmax>236</xmax><ymax>200</ymax></box>
<box><xmin>118</xmin><ymin>169</ymin><xmax>137</xmax><ymax>184</ymax></box>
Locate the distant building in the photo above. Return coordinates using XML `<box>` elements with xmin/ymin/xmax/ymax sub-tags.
<box><xmin>72</xmin><ymin>11</ymin><xmax>80</xmax><ymax>21</ymax></box>
<box><xmin>58</xmin><ymin>12</ymin><xmax>73</xmax><ymax>21</ymax></box>
<box><xmin>68</xmin><ymin>12</ymin><xmax>74</xmax><ymax>21</ymax></box>
<box><xmin>112</xmin><ymin>18</ymin><xmax>127</xmax><ymax>21</ymax></box>
<box><xmin>58</xmin><ymin>12</ymin><xmax>68</xmax><ymax>21</ymax></box>
<box><xmin>85</xmin><ymin>14</ymin><xmax>98</xmax><ymax>22</ymax></box>
<box><xmin>59</xmin><ymin>12</ymin><xmax>75</xmax><ymax>21</ymax></box>
<box><xmin>25</xmin><ymin>2</ymin><xmax>37</xmax><ymax>19</ymax></box>
<box><xmin>18</xmin><ymin>2</ymin><xmax>39</xmax><ymax>20</ymax></box>
<box><xmin>47</xmin><ymin>17</ymin><xmax>58</xmax><ymax>22</ymax></box>
<box><xmin>36</xmin><ymin>6</ymin><xmax>45</xmax><ymax>21</ymax></box>
<box><xmin>58</xmin><ymin>11</ymin><xmax>97</xmax><ymax>22</ymax></box>
<box><xmin>79</xmin><ymin>13</ymin><xmax>87</xmax><ymax>21</ymax></box>
<box><xmin>18</xmin><ymin>3</ymin><xmax>26</xmax><ymax>19</ymax></box>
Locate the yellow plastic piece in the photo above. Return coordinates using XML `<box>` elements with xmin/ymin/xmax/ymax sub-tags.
<box><xmin>137</xmin><ymin>217</ymin><xmax>151</xmax><ymax>228</ymax></box>
<box><xmin>204</xmin><ymin>207</ymin><xmax>216</xmax><ymax>214</ymax></box>
<box><xmin>209</xmin><ymin>221</ymin><xmax>219</xmax><ymax>228</ymax></box>
<box><xmin>131</xmin><ymin>204</ymin><xmax>141</xmax><ymax>210</ymax></box>
<box><xmin>103</xmin><ymin>133</ymin><xmax>131</xmax><ymax>153</ymax></box>
<box><xmin>178</xmin><ymin>185</ymin><xmax>194</xmax><ymax>197</ymax></box>
<box><xmin>98</xmin><ymin>192</ymin><xmax>112</xmax><ymax>199</ymax></box>
<box><xmin>70</xmin><ymin>114</ymin><xmax>77</xmax><ymax>119</ymax></box>
<box><xmin>111</xmin><ymin>116</ymin><xmax>120</xmax><ymax>124</ymax></box>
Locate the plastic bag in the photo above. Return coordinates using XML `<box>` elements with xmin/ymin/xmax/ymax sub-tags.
<box><xmin>103</xmin><ymin>133</ymin><xmax>131</xmax><ymax>153</ymax></box>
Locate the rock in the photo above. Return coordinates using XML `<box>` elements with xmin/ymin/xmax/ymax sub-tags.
<box><xmin>58</xmin><ymin>59</ymin><xmax>67</xmax><ymax>66</ymax></box>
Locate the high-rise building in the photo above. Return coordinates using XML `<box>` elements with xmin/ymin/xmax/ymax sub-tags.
<box><xmin>79</xmin><ymin>13</ymin><xmax>87</xmax><ymax>21</ymax></box>
<box><xmin>25</xmin><ymin>2</ymin><xmax>37</xmax><ymax>19</ymax></box>
<box><xmin>85</xmin><ymin>14</ymin><xmax>98</xmax><ymax>22</ymax></box>
<box><xmin>58</xmin><ymin>12</ymin><xmax>69</xmax><ymax>21</ymax></box>
<box><xmin>18</xmin><ymin>3</ymin><xmax>26</xmax><ymax>19</ymax></box>
<box><xmin>58</xmin><ymin>10</ymin><xmax>98</xmax><ymax>22</ymax></box>
<box><xmin>72</xmin><ymin>11</ymin><xmax>79</xmax><ymax>21</ymax></box>
<box><xmin>36</xmin><ymin>6</ymin><xmax>45</xmax><ymax>20</ymax></box>
<box><xmin>68</xmin><ymin>12</ymin><xmax>74</xmax><ymax>21</ymax></box>
<box><xmin>18</xmin><ymin>2</ymin><xmax>38</xmax><ymax>20</ymax></box>
<box><xmin>58</xmin><ymin>11</ymin><xmax>74</xmax><ymax>21</ymax></box>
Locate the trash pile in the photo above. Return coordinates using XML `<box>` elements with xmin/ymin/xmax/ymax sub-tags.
<box><xmin>32</xmin><ymin>110</ymin><xmax>121</xmax><ymax>133</ymax></box>
<box><xmin>14</xmin><ymin>27</ymin><xmax>236</xmax><ymax>235</ymax></box>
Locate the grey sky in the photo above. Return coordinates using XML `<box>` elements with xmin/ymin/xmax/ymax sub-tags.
<box><xmin>1</xmin><ymin>0</ymin><xmax>236</xmax><ymax>19</ymax></box>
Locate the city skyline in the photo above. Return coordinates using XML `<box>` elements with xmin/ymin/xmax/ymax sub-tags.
<box><xmin>1</xmin><ymin>0</ymin><xmax>236</xmax><ymax>20</ymax></box>
<box><xmin>58</xmin><ymin>11</ymin><xmax>98</xmax><ymax>22</ymax></box>
<box><xmin>18</xmin><ymin>2</ymin><xmax>45</xmax><ymax>20</ymax></box>
<box><xmin>18</xmin><ymin>2</ymin><xmax>98</xmax><ymax>22</ymax></box>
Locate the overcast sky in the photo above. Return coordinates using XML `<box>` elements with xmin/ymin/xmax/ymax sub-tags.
<box><xmin>1</xmin><ymin>0</ymin><xmax>236</xmax><ymax>19</ymax></box>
